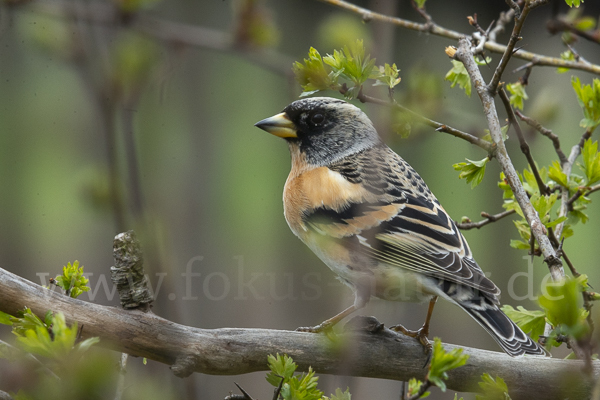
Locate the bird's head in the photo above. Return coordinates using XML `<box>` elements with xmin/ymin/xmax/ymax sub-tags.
<box><xmin>255</xmin><ymin>97</ymin><xmax>380</xmax><ymax>166</ymax></box>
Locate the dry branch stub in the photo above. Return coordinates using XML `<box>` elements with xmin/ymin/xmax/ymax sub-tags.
<box><xmin>110</xmin><ymin>230</ymin><xmax>153</xmax><ymax>310</ymax></box>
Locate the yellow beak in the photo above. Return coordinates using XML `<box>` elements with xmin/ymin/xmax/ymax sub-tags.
<box><xmin>254</xmin><ymin>112</ymin><xmax>298</xmax><ymax>138</ymax></box>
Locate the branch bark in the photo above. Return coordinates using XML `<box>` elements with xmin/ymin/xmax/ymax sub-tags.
<box><xmin>317</xmin><ymin>0</ymin><xmax>600</xmax><ymax>75</ymax></box>
<box><xmin>0</xmin><ymin>266</ymin><xmax>597</xmax><ymax>399</ymax></box>
<box><xmin>454</xmin><ymin>37</ymin><xmax>565</xmax><ymax>282</ymax></box>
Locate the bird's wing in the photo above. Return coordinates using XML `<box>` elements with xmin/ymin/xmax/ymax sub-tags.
<box><xmin>305</xmin><ymin>145</ymin><xmax>500</xmax><ymax>298</ymax></box>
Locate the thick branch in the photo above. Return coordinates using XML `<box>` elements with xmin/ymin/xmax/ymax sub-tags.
<box><xmin>0</xmin><ymin>391</ymin><xmax>13</xmax><ymax>400</ymax></box>
<box><xmin>317</xmin><ymin>0</ymin><xmax>600</xmax><ymax>75</ymax></box>
<box><xmin>0</xmin><ymin>267</ymin><xmax>596</xmax><ymax>399</ymax></box>
<box><xmin>454</xmin><ymin>37</ymin><xmax>564</xmax><ymax>282</ymax></box>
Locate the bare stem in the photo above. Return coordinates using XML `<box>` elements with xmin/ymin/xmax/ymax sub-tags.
<box><xmin>554</xmin><ymin>128</ymin><xmax>593</xmax><ymax>239</ymax></box>
<box><xmin>515</xmin><ymin>110</ymin><xmax>567</xmax><ymax>165</ymax></box>
<box><xmin>488</xmin><ymin>2</ymin><xmax>534</xmax><ymax>94</ymax></box>
<box><xmin>498</xmin><ymin>88</ymin><xmax>548</xmax><ymax>194</ymax></box>
<box><xmin>342</xmin><ymin>87</ymin><xmax>494</xmax><ymax>153</ymax></box>
<box><xmin>456</xmin><ymin>209</ymin><xmax>516</xmax><ymax>230</ymax></box>
<box><xmin>316</xmin><ymin>0</ymin><xmax>600</xmax><ymax>75</ymax></box>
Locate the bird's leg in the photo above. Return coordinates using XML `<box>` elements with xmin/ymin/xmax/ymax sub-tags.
<box><xmin>296</xmin><ymin>289</ymin><xmax>369</xmax><ymax>333</ymax></box>
<box><xmin>390</xmin><ymin>296</ymin><xmax>438</xmax><ymax>353</ymax></box>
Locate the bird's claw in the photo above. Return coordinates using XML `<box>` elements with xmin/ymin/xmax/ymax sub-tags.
<box><xmin>390</xmin><ymin>324</ymin><xmax>432</xmax><ymax>355</ymax></box>
<box><xmin>295</xmin><ymin>324</ymin><xmax>328</xmax><ymax>333</ymax></box>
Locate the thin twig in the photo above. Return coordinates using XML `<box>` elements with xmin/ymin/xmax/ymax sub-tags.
<box><xmin>454</xmin><ymin>37</ymin><xmax>564</xmax><ymax>282</ymax></box>
<box><xmin>554</xmin><ymin>128</ymin><xmax>593</xmax><ymax>239</ymax></box>
<box><xmin>410</xmin><ymin>0</ymin><xmax>433</xmax><ymax>28</ymax></box>
<box><xmin>29</xmin><ymin>0</ymin><xmax>295</xmax><ymax>78</ymax></box>
<box><xmin>567</xmin><ymin>184</ymin><xmax>600</xmax><ymax>209</ymax></box>
<box><xmin>406</xmin><ymin>380</ymin><xmax>432</xmax><ymax>400</ymax></box>
<box><xmin>488</xmin><ymin>1</ymin><xmax>538</xmax><ymax>94</ymax></box>
<box><xmin>489</xmin><ymin>8</ymin><xmax>516</xmax><ymax>43</ymax></box>
<box><xmin>114</xmin><ymin>353</ymin><xmax>129</xmax><ymax>400</ymax></box>
<box><xmin>515</xmin><ymin>110</ymin><xmax>567</xmax><ymax>165</ymax></box>
<box><xmin>316</xmin><ymin>0</ymin><xmax>600</xmax><ymax>75</ymax></box>
<box><xmin>340</xmin><ymin>86</ymin><xmax>494</xmax><ymax>153</ymax></box>
<box><xmin>456</xmin><ymin>209</ymin><xmax>516</xmax><ymax>230</ymax></box>
<box><xmin>547</xmin><ymin>17</ymin><xmax>600</xmax><ymax>45</ymax></box>
<box><xmin>122</xmin><ymin>100</ymin><xmax>144</xmax><ymax>221</ymax></box>
<box><xmin>498</xmin><ymin>87</ymin><xmax>548</xmax><ymax>194</ymax></box>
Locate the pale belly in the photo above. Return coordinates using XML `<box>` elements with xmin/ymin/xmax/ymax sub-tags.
<box><xmin>302</xmin><ymin>233</ymin><xmax>438</xmax><ymax>304</ymax></box>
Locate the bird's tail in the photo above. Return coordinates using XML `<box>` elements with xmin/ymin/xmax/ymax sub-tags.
<box><xmin>457</xmin><ymin>300</ymin><xmax>549</xmax><ymax>357</ymax></box>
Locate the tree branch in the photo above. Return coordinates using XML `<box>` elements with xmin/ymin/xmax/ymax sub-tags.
<box><xmin>515</xmin><ymin>110</ymin><xmax>568</xmax><ymax>166</ymax></box>
<box><xmin>0</xmin><ymin>266</ymin><xmax>597</xmax><ymax>399</ymax></box>
<box><xmin>487</xmin><ymin>1</ymin><xmax>535</xmax><ymax>94</ymax></box>
<box><xmin>343</xmin><ymin>87</ymin><xmax>494</xmax><ymax>153</ymax></box>
<box><xmin>456</xmin><ymin>209</ymin><xmax>516</xmax><ymax>230</ymax></box>
<box><xmin>316</xmin><ymin>0</ymin><xmax>600</xmax><ymax>76</ymax></box>
<box><xmin>29</xmin><ymin>0</ymin><xmax>295</xmax><ymax>78</ymax></box>
<box><xmin>567</xmin><ymin>183</ymin><xmax>600</xmax><ymax>209</ymax></box>
<box><xmin>554</xmin><ymin>128</ymin><xmax>593</xmax><ymax>240</ymax></box>
<box><xmin>454</xmin><ymin>37</ymin><xmax>564</xmax><ymax>282</ymax></box>
<box><xmin>498</xmin><ymin>88</ymin><xmax>548</xmax><ymax>195</ymax></box>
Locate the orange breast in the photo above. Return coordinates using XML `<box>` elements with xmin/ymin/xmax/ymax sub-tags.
<box><xmin>283</xmin><ymin>166</ymin><xmax>376</xmax><ymax>238</ymax></box>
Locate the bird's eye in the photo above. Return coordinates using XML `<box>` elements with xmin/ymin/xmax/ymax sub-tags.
<box><xmin>311</xmin><ymin>113</ymin><xmax>325</xmax><ymax>125</ymax></box>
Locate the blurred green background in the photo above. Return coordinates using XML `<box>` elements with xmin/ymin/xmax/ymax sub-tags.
<box><xmin>1</xmin><ymin>0</ymin><xmax>600</xmax><ymax>399</ymax></box>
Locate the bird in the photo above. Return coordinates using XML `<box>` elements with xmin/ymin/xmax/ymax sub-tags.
<box><xmin>254</xmin><ymin>97</ymin><xmax>548</xmax><ymax>357</ymax></box>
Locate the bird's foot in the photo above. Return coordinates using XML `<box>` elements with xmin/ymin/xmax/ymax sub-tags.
<box><xmin>390</xmin><ymin>324</ymin><xmax>432</xmax><ymax>354</ymax></box>
<box><xmin>295</xmin><ymin>322</ymin><xmax>331</xmax><ymax>333</ymax></box>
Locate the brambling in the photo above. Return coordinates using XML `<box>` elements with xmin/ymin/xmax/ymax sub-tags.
<box><xmin>255</xmin><ymin>97</ymin><xmax>547</xmax><ymax>357</ymax></box>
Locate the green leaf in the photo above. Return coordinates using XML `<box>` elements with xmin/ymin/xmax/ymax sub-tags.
<box><xmin>482</xmin><ymin>124</ymin><xmax>509</xmax><ymax>143</ymax></box>
<box><xmin>407</xmin><ymin>378</ymin><xmax>430</xmax><ymax>398</ymax></box>
<box><xmin>557</xmin><ymin>51</ymin><xmax>576</xmax><ymax>73</ymax></box>
<box><xmin>564</xmin><ymin>0</ymin><xmax>582</xmax><ymax>7</ymax></box>
<box><xmin>414</xmin><ymin>0</ymin><xmax>427</xmax><ymax>8</ymax></box>
<box><xmin>453</xmin><ymin>157</ymin><xmax>489</xmax><ymax>188</ymax></box>
<box><xmin>282</xmin><ymin>367</ymin><xmax>323</xmax><ymax>400</ymax></box>
<box><xmin>509</xmin><ymin>239</ymin><xmax>530</xmax><ymax>250</ymax></box>
<box><xmin>498</xmin><ymin>172</ymin><xmax>515</xmax><ymax>200</ymax></box>
<box><xmin>501</xmin><ymin>305</ymin><xmax>546</xmax><ymax>341</ymax></box>
<box><xmin>475</xmin><ymin>373</ymin><xmax>512</xmax><ymax>400</ymax></box>
<box><xmin>474</xmin><ymin>56</ymin><xmax>492</xmax><ymax>66</ymax></box>
<box><xmin>324</xmin><ymin>388</ymin><xmax>352</xmax><ymax>400</ymax></box>
<box><xmin>578</xmin><ymin>139</ymin><xmax>600</xmax><ymax>185</ymax></box>
<box><xmin>539</xmin><ymin>278</ymin><xmax>589</xmax><ymax>340</ymax></box>
<box><xmin>571</xmin><ymin>76</ymin><xmax>600</xmax><ymax>130</ymax></box>
<box><xmin>323</xmin><ymin>39</ymin><xmax>378</xmax><ymax>99</ymax></box>
<box><xmin>293</xmin><ymin>47</ymin><xmax>338</xmax><ymax>96</ymax></box>
<box><xmin>548</xmin><ymin>160</ymin><xmax>568</xmax><ymax>187</ymax></box>
<box><xmin>427</xmin><ymin>338</ymin><xmax>469</xmax><ymax>392</ymax></box>
<box><xmin>266</xmin><ymin>353</ymin><xmax>297</xmax><ymax>387</ymax></box>
<box><xmin>10</xmin><ymin>309</ymin><xmax>99</xmax><ymax>359</ymax></box>
<box><xmin>0</xmin><ymin>311</ymin><xmax>13</xmax><ymax>325</ymax></box>
<box><xmin>506</xmin><ymin>82</ymin><xmax>529</xmax><ymax>110</ymax></box>
<box><xmin>373</xmin><ymin>63</ymin><xmax>401</xmax><ymax>89</ymax></box>
<box><xmin>53</xmin><ymin>261</ymin><xmax>90</xmax><ymax>298</ymax></box>
<box><xmin>445</xmin><ymin>60</ymin><xmax>471</xmax><ymax>97</ymax></box>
